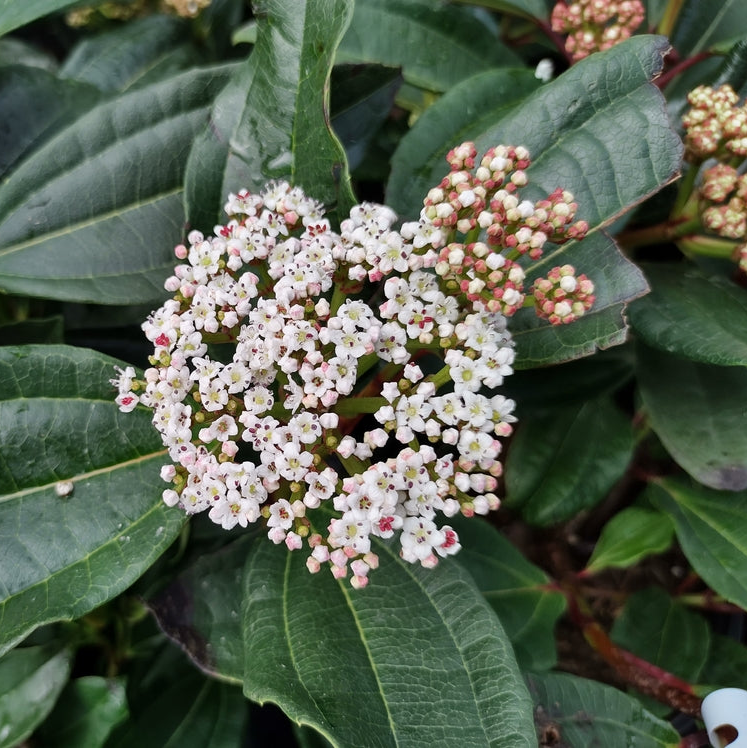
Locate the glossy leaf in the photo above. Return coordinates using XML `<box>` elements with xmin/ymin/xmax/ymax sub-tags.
<box><xmin>0</xmin><ymin>645</ymin><xmax>72</xmax><ymax>748</ymax></box>
<box><xmin>184</xmin><ymin>0</ymin><xmax>356</xmax><ymax>232</ymax></box>
<box><xmin>330</xmin><ymin>64</ymin><xmax>402</xmax><ymax>171</ymax></box>
<box><xmin>0</xmin><ymin>66</ymin><xmax>101</xmax><ymax>180</ymax></box>
<box><xmin>149</xmin><ymin>535</ymin><xmax>253</xmax><ymax>685</ymax></box>
<box><xmin>648</xmin><ymin>477</ymin><xmax>747</xmax><ymax>611</ymax></box>
<box><xmin>35</xmin><ymin>676</ymin><xmax>127</xmax><ymax>748</ymax></box>
<box><xmin>336</xmin><ymin>0</ymin><xmax>521</xmax><ymax>92</ymax></box>
<box><xmin>242</xmin><ymin>538</ymin><xmax>535</xmax><ymax>748</ymax></box>
<box><xmin>59</xmin><ymin>14</ymin><xmax>194</xmax><ymax>93</ymax></box>
<box><xmin>452</xmin><ymin>515</ymin><xmax>566</xmax><ymax>671</ymax></box>
<box><xmin>0</xmin><ymin>345</ymin><xmax>183</xmax><ymax>656</ymax></box>
<box><xmin>388</xmin><ymin>36</ymin><xmax>682</xmax><ymax>225</ymax></box>
<box><xmin>0</xmin><ymin>65</ymin><xmax>233</xmax><ymax>304</ymax></box>
<box><xmin>637</xmin><ymin>342</ymin><xmax>747</xmax><ymax>491</ymax></box>
<box><xmin>151</xmin><ymin>518</ymin><xmax>563</xmax><ymax>675</ymax></box>
<box><xmin>0</xmin><ymin>0</ymin><xmax>79</xmax><ymax>36</ymax></box>
<box><xmin>611</xmin><ymin>587</ymin><xmax>710</xmax><ymax>683</ymax></box>
<box><xmin>104</xmin><ymin>646</ymin><xmax>246</xmax><ymax>748</ymax></box>
<box><xmin>712</xmin><ymin>39</ymin><xmax>747</xmax><ymax>96</ymax></box>
<box><xmin>525</xmin><ymin>671</ymin><xmax>680</xmax><ymax>747</ymax></box>
<box><xmin>585</xmin><ymin>507</ymin><xmax>675</xmax><ymax>573</ymax></box>
<box><xmin>671</xmin><ymin>0</ymin><xmax>747</xmax><ymax>56</ymax></box>
<box><xmin>699</xmin><ymin>633</ymin><xmax>747</xmax><ymax>689</ymax></box>
<box><xmin>505</xmin><ymin>396</ymin><xmax>634</xmax><ymax>526</ymax></box>
<box><xmin>629</xmin><ymin>263</ymin><xmax>747</xmax><ymax>366</ymax></box>
<box><xmin>152</xmin><ymin>533</ymin><xmax>536</xmax><ymax>747</ymax></box>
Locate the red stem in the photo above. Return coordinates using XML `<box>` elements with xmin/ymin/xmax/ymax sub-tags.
<box><xmin>565</xmin><ymin>590</ymin><xmax>703</xmax><ymax>716</ymax></box>
<box><xmin>656</xmin><ymin>52</ymin><xmax>712</xmax><ymax>89</ymax></box>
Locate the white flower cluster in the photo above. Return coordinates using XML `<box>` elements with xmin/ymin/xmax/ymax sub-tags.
<box><xmin>113</xmin><ymin>143</ymin><xmax>588</xmax><ymax>587</ymax></box>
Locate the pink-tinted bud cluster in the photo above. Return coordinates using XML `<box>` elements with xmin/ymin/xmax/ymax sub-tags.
<box><xmin>551</xmin><ymin>0</ymin><xmax>644</xmax><ymax>62</ymax></box>
<box><xmin>682</xmin><ymin>85</ymin><xmax>747</xmax><ymax>274</ymax></box>
<box><xmin>698</xmin><ymin>161</ymin><xmax>747</xmax><ymax>263</ymax></box>
<box><xmin>429</xmin><ymin>142</ymin><xmax>590</xmax><ymax>318</ymax></box>
<box><xmin>532</xmin><ymin>264</ymin><xmax>595</xmax><ymax>324</ymax></box>
<box><xmin>683</xmin><ymin>85</ymin><xmax>747</xmax><ymax>162</ymax></box>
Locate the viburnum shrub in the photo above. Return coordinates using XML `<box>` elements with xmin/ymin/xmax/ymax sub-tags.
<box><xmin>113</xmin><ymin>143</ymin><xmax>592</xmax><ymax>587</ymax></box>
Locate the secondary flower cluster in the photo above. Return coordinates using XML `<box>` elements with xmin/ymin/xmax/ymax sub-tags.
<box><xmin>550</xmin><ymin>0</ymin><xmax>644</xmax><ymax>61</ymax></box>
<box><xmin>683</xmin><ymin>85</ymin><xmax>747</xmax><ymax>272</ymax></box>
<box><xmin>113</xmin><ymin>142</ymin><xmax>592</xmax><ymax>586</ymax></box>
<box><xmin>683</xmin><ymin>84</ymin><xmax>747</xmax><ymax>162</ymax></box>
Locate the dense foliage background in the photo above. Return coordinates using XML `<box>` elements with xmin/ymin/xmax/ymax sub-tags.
<box><xmin>1</xmin><ymin>0</ymin><xmax>747</xmax><ymax>746</ymax></box>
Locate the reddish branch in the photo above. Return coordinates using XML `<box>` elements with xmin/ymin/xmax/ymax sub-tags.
<box><xmin>565</xmin><ymin>589</ymin><xmax>703</xmax><ymax>717</ymax></box>
<box><xmin>656</xmin><ymin>51</ymin><xmax>712</xmax><ymax>90</ymax></box>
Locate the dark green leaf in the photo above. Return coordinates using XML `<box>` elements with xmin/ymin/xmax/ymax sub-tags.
<box><xmin>104</xmin><ymin>647</ymin><xmax>246</xmax><ymax>748</ymax></box>
<box><xmin>35</xmin><ymin>676</ymin><xmax>127</xmax><ymax>748</ymax></box>
<box><xmin>453</xmin><ymin>515</ymin><xmax>566</xmax><ymax>671</ymax></box>
<box><xmin>242</xmin><ymin>538</ymin><xmax>535</xmax><ymax>748</ymax></box>
<box><xmin>585</xmin><ymin>507</ymin><xmax>675</xmax><ymax>573</ymax></box>
<box><xmin>149</xmin><ymin>535</ymin><xmax>253</xmax><ymax>685</ymax></box>
<box><xmin>0</xmin><ymin>345</ymin><xmax>183</xmax><ymax>656</ymax></box>
<box><xmin>0</xmin><ymin>65</ymin><xmax>233</xmax><ymax>304</ymax></box>
<box><xmin>0</xmin><ymin>66</ymin><xmax>101</xmax><ymax>180</ymax></box>
<box><xmin>505</xmin><ymin>396</ymin><xmax>634</xmax><ymax>525</ymax></box>
<box><xmin>152</xmin><ymin>532</ymin><xmax>536</xmax><ymax>747</ymax></box>
<box><xmin>0</xmin><ymin>0</ymin><xmax>79</xmax><ymax>36</ymax></box>
<box><xmin>331</xmin><ymin>64</ymin><xmax>402</xmax><ymax>171</ymax></box>
<box><xmin>388</xmin><ymin>36</ymin><xmax>682</xmax><ymax>225</ymax></box>
<box><xmin>648</xmin><ymin>477</ymin><xmax>747</xmax><ymax>610</ymax></box>
<box><xmin>525</xmin><ymin>671</ymin><xmax>681</xmax><ymax>747</ymax></box>
<box><xmin>337</xmin><ymin>0</ymin><xmax>521</xmax><ymax>93</ymax></box>
<box><xmin>184</xmin><ymin>0</ymin><xmax>355</xmax><ymax>232</ymax></box>
<box><xmin>59</xmin><ymin>15</ymin><xmax>195</xmax><ymax>93</ymax></box>
<box><xmin>637</xmin><ymin>342</ymin><xmax>747</xmax><ymax>491</ymax></box>
<box><xmin>611</xmin><ymin>587</ymin><xmax>710</xmax><ymax>682</ymax></box>
<box><xmin>699</xmin><ymin>633</ymin><xmax>747</xmax><ymax>689</ymax></box>
<box><xmin>671</xmin><ymin>0</ymin><xmax>747</xmax><ymax>56</ymax></box>
<box><xmin>711</xmin><ymin>39</ymin><xmax>747</xmax><ymax>97</ymax></box>
<box><xmin>0</xmin><ymin>645</ymin><xmax>72</xmax><ymax>748</ymax></box>
<box><xmin>629</xmin><ymin>263</ymin><xmax>747</xmax><ymax>366</ymax></box>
